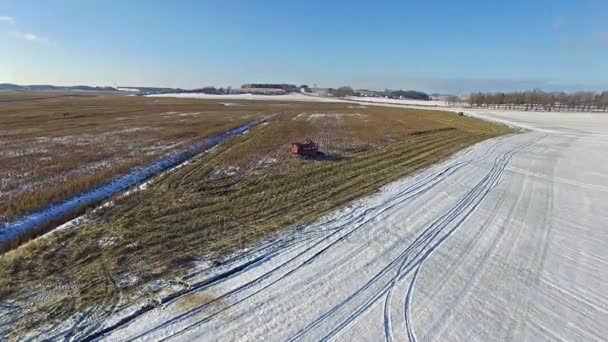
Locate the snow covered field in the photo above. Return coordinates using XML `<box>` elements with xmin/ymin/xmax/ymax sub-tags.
<box><xmin>148</xmin><ymin>93</ymin><xmax>446</xmax><ymax>106</ymax></box>
<box><xmin>347</xmin><ymin>96</ymin><xmax>448</xmax><ymax>107</ymax></box>
<box><xmin>27</xmin><ymin>106</ymin><xmax>607</xmax><ymax>340</ymax></box>
<box><xmin>148</xmin><ymin>92</ymin><xmax>343</xmax><ymax>102</ymax></box>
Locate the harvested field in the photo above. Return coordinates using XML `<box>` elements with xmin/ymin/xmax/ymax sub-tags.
<box><xmin>0</xmin><ymin>95</ymin><xmax>269</xmax><ymax>225</ymax></box>
<box><xmin>0</xmin><ymin>98</ymin><xmax>511</xmax><ymax>338</ymax></box>
<box><xmin>0</xmin><ymin>91</ymin><xmax>113</xmax><ymax>104</ymax></box>
<box><xmin>0</xmin><ymin>92</ymin><xmax>72</xmax><ymax>102</ymax></box>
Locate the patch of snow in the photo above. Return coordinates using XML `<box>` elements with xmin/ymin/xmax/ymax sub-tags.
<box><xmin>0</xmin><ymin>146</ymin><xmax>48</xmax><ymax>157</ymax></box>
<box><xmin>305</xmin><ymin>113</ymin><xmax>367</xmax><ymax>120</ymax></box>
<box><xmin>347</xmin><ymin>96</ymin><xmax>448</xmax><ymax>107</ymax></box>
<box><xmin>147</xmin><ymin>93</ymin><xmax>344</xmax><ymax>102</ymax></box>
<box><xmin>256</xmin><ymin>157</ymin><xmax>278</xmax><ymax>167</ymax></box>
<box><xmin>293</xmin><ymin>113</ymin><xmax>308</xmax><ymax>120</ymax></box>
<box><xmin>308</xmin><ymin>113</ymin><xmax>327</xmax><ymax>119</ymax></box>
<box><xmin>211</xmin><ymin>165</ymin><xmax>240</xmax><ymax>179</ymax></box>
<box><xmin>97</xmin><ymin>236</ymin><xmax>118</xmax><ymax>248</ymax></box>
<box><xmin>117</xmin><ymin>127</ymin><xmax>148</xmax><ymax>133</ymax></box>
<box><xmin>117</xmin><ymin>274</ymin><xmax>139</xmax><ymax>289</ymax></box>
<box><xmin>53</xmin><ymin>214</ymin><xmax>89</xmax><ymax>233</ymax></box>
<box><xmin>205</xmin><ymin>145</ymin><xmax>220</xmax><ymax>154</ymax></box>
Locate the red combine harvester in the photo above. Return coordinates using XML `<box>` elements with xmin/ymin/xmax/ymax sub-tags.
<box><xmin>291</xmin><ymin>140</ymin><xmax>319</xmax><ymax>157</ymax></box>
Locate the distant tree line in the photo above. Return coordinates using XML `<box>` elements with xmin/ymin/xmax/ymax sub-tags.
<box><xmin>241</xmin><ymin>84</ymin><xmax>299</xmax><ymax>92</ymax></box>
<box><xmin>453</xmin><ymin>90</ymin><xmax>608</xmax><ymax>112</ymax></box>
<box><xmin>327</xmin><ymin>86</ymin><xmax>431</xmax><ymax>100</ymax></box>
<box><xmin>384</xmin><ymin>90</ymin><xmax>430</xmax><ymax>100</ymax></box>
<box><xmin>178</xmin><ymin>86</ymin><xmax>235</xmax><ymax>94</ymax></box>
<box><xmin>328</xmin><ymin>86</ymin><xmax>356</xmax><ymax>97</ymax></box>
<box><xmin>0</xmin><ymin>83</ymin><xmax>118</xmax><ymax>92</ymax></box>
<box><xmin>158</xmin><ymin>83</ymin><xmax>310</xmax><ymax>95</ymax></box>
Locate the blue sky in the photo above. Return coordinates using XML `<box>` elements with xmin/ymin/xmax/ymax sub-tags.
<box><xmin>1</xmin><ymin>0</ymin><xmax>607</xmax><ymax>93</ymax></box>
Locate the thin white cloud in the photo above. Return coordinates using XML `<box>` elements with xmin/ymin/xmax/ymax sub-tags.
<box><xmin>0</xmin><ymin>15</ymin><xmax>15</xmax><ymax>25</ymax></box>
<box><xmin>2</xmin><ymin>16</ymin><xmax>54</xmax><ymax>45</ymax></box>
<box><xmin>9</xmin><ymin>30</ymin><xmax>52</xmax><ymax>45</ymax></box>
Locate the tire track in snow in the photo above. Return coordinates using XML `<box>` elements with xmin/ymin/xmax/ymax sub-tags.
<box><xmin>404</xmin><ymin>264</ymin><xmax>422</xmax><ymax>342</ymax></box>
<box><xmin>388</xmin><ymin>196</ymin><xmax>508</xmax><ymax>342</ymax></box>
<box><xmin>287</xmin><ymin>134</ymin><xmax>544</xmax><ymax>341</ymax></box>
<box><xmin>405</xmin><ymin>181</ymin><xmax>512</xmax><ymax>341</ymax></box>
<box><xmin>289</xmin><ymin>138</ymin><xmax>532</xmax><ymax>340</ymax></box>
<box><xmin>76</xmin><ymin>135</ymin><xmax>508</xmax><ymax>341</ymax></box>
<box><xmin>118</xmin><ymin>138</ymin><xmax>509</xmax><ymax>342</ymax></box>
<box><xmin>399</xmin><ymin>134</ymin><xmax>545</xmax><ymax>342</ymax></box>
<box><xmin>131</xmin><ymin>164</ymin><xmax>462</xmax><ymax>341</ymax></box>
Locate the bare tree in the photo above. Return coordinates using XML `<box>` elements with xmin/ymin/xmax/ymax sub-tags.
<box><xmin>447</xmin><ymin>95</ymin><xmax>460</xmax><ymax>106</ymax></box>
<box><xmin>465</xmin><ymin>90</ymin><xmax>607</xmax><ymax>112</ymax></box>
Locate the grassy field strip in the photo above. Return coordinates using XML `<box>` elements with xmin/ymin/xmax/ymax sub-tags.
<box><xmin>166</xmin><ymin>128</ymin><xmax>453</xmax><ymax>200</ymax></box>
<box><xmin>87</xmin><ymin>130</ymin><xmax>483</xmax><ymax>274</ymax></box>
<box><xmin>120</xmin><ymin>130</ymin><xmax>461</xmax><ymax>227</ymax></box>
<box><xmin>212</xmin><ymin>133</ymin><xmax>466</xmax><ymax>216</ymax></box>
<box><xmin>222</xmin><ymin>134</ymin><xmax>482</xmax><ymax>232</ymax></box>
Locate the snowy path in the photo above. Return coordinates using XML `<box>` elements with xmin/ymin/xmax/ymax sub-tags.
<box><xmin>52</xmin><ymin>110</ymin><xmax>608</xmax><ymax>341</ymax></box>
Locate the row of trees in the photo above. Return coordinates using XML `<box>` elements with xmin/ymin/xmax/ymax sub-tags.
<box><xmin>182</xmin><ymin>86</ymin><xmax>236</xmax><ymax>94</ymax></box>
<box><xmin>329</xmin><ymin>86</ymin><xmax>357</xmax><ymax>97</ymax></box>
<box><xmin>451</xmin><ymin>90</ymin><xmax>608</xmax><ymax>112</ymax></box>
<box><xmin>386</xmin><ymin>90</ymin><xmax>430</xmax><ymax>100</ymax></box>
<box><xmin>241</xmin><ymin>83</ymin><xmax>301</xmax><ymax>92</ymax></box>
<box><xmin>182</xmin><ymin>84</ymin><xmax>313</xmax><ymax>95</ymax></box>
<box><xmin>327</xmin><ymin>86</ymin><xmax>431</xmax><ymax>100</ymax></box>
<box><xmin>176</xmin><ymin>84</ymin><xmax>431</xmax><ymax>99</ymax></box>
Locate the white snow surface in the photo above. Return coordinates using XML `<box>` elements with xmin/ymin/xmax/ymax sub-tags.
<box><xmin>147</xmin><ymin>92</ymin><xmax>343</xmax><ymax>102</ymax></box>
<box><xmin>8</xmin><ymin>108</ymin><xmax>608</xmax><ymax>341</ymax></box>
<box><xmin>347</xmin><ymin>96</ymin><xmax>448</xmax><ymax>107</ymax></box>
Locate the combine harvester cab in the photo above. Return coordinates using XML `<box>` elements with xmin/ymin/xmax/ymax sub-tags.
<box><xmin>291</xmin><ymin>140</ymin><xmax>320</xmax><ymax>157</ymax></box>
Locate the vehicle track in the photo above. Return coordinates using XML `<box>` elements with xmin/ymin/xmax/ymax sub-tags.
<box><xmin>288</xmin><ymin>134</ymin><xmax>544</xmax><ymax>341</ymax></box>
<box><xmin>74</xmin><ymin>137</ymin><xmax>499</xmax><ymax>342</ymax></box>
<box><xmin>100</xmin><ymin>136</ymin><xmax>516</xmax><ymax>341</ymax></box>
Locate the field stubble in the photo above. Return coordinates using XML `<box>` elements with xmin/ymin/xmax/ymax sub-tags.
<box><xmin>0</xmin><ymin>95</ymin><xmax>269</xmax><ymax>224</ymax></box>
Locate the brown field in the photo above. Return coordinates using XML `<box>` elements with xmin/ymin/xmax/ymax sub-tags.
<box><xmin>0</xmin><ymin>92</ymin><xmax>72</xmax><ymax>102</ymax></box>
<box><xmin>0</xmin><ymin>95</ymin><xmax>267</xmax><ymax>224</ymax></box>
<box><xmin>0</xmin><ymin>91</ymin><xmax>116</xmax><ymax>102</ymax></box>
<box><xmin>0</xmin><ymin>95</ymin><xmax>512</xmax><ymax>336</ymax></box>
